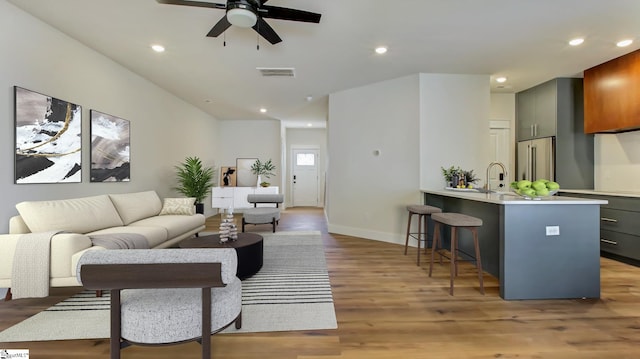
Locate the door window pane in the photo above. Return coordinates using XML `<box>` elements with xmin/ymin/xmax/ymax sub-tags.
<box><xmin>296</xmin><ymin>153</ymin><xmax>315</xmax><ymax>166</ymax></box>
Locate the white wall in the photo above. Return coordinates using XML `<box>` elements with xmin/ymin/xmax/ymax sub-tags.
<box><xmin>594</xmin><ymin>131</ymin><xmax>640</xmax><ymax>192</ymax></box>
<box><xmin>286</xmin><ymin>128</ymin><xmax>327</xmax><ymax>207</ymax></box>
<box><xmin>327</xmin><ymin>75</ymin><xmax>421</xmax><ymax>243</ymax></box>
<box><xmin>327</xmin><ymin>73</ymin><xmax>491</xmax><ymax>245</ymax></box>
<box><xmin>419</xmin><ymin>74</ymin><xmax>492</xmax><ymax>189</ymax></box>
<box><xmin>0</xmin><ymin>1</ymin><xmax>220</xmax><ymax>231</ymax></box>
<box><xmin>216</xmin><ymin>119</ymin><xmax>282</xmax><ymax>190</ymax></box>
<box><xmin>490</xmin><ymin>93</ymin><xmax>516</xmax><ymax>121</ymax></box>
<box><xmin>490</xmin><ymin>93</ymin><xmax>517</xmax><ymax>181</ymax></box>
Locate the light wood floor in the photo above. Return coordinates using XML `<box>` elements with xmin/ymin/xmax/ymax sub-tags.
<box><xmin>2</xmin><ymin>207</ymin><xmax>640</xmax><ymax>358</ymax></box>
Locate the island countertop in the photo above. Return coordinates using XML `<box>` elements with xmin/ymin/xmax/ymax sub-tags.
<box><xmin>421</xmin><ymin>188</ymin><xmax>608</xmax><ymax>205</ymax></box>
<box><xmin>559</xmin><ymin>189</ymin><xmax>640</xmax><ymax>198</ymax></box>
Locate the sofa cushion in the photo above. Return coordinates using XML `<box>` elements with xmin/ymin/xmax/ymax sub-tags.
<box><xmin>129</xmin><ymin>214</ymin><xmax>205</xmax><ymax>239</ymax></box>
<box><xmin>109</xmin><ymin>191</ymin><xmax>163</xmax><ymax>225</ymax></box>
<box><xmin>16</xmin><ymin>195</ymin><xmax>124</xmax><ymax>233</ymax></box>
<box><xmin>87</xmin><ymin>226</ymin><xmax>168</xmax><ymax>248</ymax></box>
<box><xmin>159</xmin><ymin>197</ymin><xmax>196</xmax><ymax>216</ymax></box>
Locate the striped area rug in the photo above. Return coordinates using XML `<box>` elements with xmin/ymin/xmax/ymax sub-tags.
<box><xmin>0</xmin><ymin>231</ymin><xmax>337</xmax><ymax>341</ymax></box>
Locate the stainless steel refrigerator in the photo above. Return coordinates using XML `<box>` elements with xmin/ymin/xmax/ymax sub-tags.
<box><xmin>517</xmin><ymin>137</ymin><xmax>555</xmax><ymax>181</ymax></box>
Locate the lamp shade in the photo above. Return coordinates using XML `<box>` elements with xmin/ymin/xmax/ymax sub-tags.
<box><xmin>227</xmin><ymin>8</ymin><xmax>257</xmax><ymax>28</ymax></box>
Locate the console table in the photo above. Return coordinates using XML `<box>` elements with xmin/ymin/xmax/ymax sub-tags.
<box><xmin>211</xmin><ymin>186</ymin><xmax>279</xmax><ymax>210</ymax></box>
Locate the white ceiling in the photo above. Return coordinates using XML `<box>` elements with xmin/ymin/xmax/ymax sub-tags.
<box><xmin>8</xmin><ymin>0</ymin><xmax>640</xmax><ymax>128</ymax></box>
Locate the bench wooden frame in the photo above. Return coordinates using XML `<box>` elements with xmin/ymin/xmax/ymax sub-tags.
<box><xmin>80</xmin><ymin>262</ymin><xmax>241</xmax><ymax>359</ymax></box>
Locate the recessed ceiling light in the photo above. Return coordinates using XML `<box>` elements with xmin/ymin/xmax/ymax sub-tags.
<box><xmin>151</xmin><ymin>44</ymin><xmax>165</xmax><ymax>53</ymax></box>
<box><xmin>617</xmin><ymin>39</ymin><xmax>633</xmax><ymax>47</ymax></box>
<box><xmin>569</xmin><ymin>38</ymin><xmax>584</xmax><ymax>46</ymax></box>
<box><xmin>260</xmin><ymin>108</ymin><xmax>267</xmax><ymax>113</ymax></box>
<box><xmin>307</xmin><ymin>123</ymin><xmax>313</xmax><ymax>127</ymax></box>
<box><xmin>496</xmin><ymin>77</ymin><xmax>507</xmax><ymax>83</ymax></box>
<box><xmin>375</xmin><ymin>46</ymin><xmax>387</xmax><ymax>55</ymax></box>
<box><xmin>306</xmin><ymin>96</ymin><xmax>313</xmax><ymax>102</ymax></box>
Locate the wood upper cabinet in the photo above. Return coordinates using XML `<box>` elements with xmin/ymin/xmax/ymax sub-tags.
<box><xmin>584</xmin><ymin>49</ymin><xmax>640</xmax><ymax>133</ymax></box>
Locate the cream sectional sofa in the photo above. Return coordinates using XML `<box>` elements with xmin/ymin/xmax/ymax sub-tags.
<box><xmin>0</xmin><ymin>190</ymin><xmax>205</xmax><ymax>294</ymax></box>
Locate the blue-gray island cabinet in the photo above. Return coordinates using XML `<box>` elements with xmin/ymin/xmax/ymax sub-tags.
<box><xmin>421</xmin><ymin>189</ymin><xmax>607</xmax><ymax>300</ymax></box>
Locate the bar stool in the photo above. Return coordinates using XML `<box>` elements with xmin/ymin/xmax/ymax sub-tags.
<box><xmin>404</xmin><ymin>205</ymin><xmax>442</xmax><ymax>265</ymax></box>
<box><xmin>428</xmin><ymin>212</ymin><xmax>484</xmax><ymax>295</ymax></box>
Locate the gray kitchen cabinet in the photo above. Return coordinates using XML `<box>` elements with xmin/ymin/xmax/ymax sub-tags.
<box><xmin>533</xmin><ymin>79</ymin><xmax>557</xmax><ymax>138</ymax></box>
<box><xmin>516</xmin><ymin>78</ymin><xmax>594</xmax><ymax>189</ymax></box>
<box><xmin>516</xmin><ymin>79</ymin><xmax>557</xmax><ymax>141</ymax></box>
<box><xmin>559</xmin><ymin>192</ymin><xmax>640</xmax><ymax>264</ymax></box>
<box><xmin>516</xmin><ymin>87</ymin><xmax>536</xmax><ymax>140</ymax></box>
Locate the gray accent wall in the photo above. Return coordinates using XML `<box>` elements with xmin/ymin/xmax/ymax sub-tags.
<box><xmin>0</xmin><ymin>1</ymin><xmax>221</xmax><ymax>232</ymax></box>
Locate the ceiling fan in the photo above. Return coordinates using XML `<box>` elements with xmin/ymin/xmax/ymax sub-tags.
<box><xmin>157</xmin><ymin>0</ymin><xmax>321</xmax><ymax>45</ymax></box>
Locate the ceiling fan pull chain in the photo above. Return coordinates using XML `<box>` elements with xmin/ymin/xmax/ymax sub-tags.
<box><xmin>223</xmin><ymin>31</ymin><xmax>226</xmax><ymax>47</ymax></box>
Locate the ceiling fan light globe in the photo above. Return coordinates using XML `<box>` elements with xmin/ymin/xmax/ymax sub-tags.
<box><xmin>227</xmin><ymin>8</ymin><xmax>257</xmax><ymax>28</ymax></box>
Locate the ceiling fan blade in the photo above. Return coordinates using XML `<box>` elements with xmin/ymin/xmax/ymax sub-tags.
<box><xmin>260</xmin><ymin>5</ymin><xmax>321</xmax><ymax>23</ymax></box>
<box><xmin>207</xmin><ymin>16</ymin><xmax>232</xmax><ymax>37</ymax></box>
<box><xmin>156</xmin><ymin>0</ymin><xmax>226</xmax><ymax>10</ymax></box>
<box><xmin>253</xmin><ymin>17</ymin><xmax>282</xmax><ymax>44</ymax></box>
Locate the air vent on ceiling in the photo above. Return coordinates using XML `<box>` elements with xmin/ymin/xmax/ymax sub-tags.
<box><xmin>257</xmin><ymin>67</ymin><xmax>295</xmax><ymax>77</ymax></box>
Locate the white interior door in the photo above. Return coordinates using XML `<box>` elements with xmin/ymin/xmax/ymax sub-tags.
<box><xmin>292</xmin><ymin>149</ymin><xmax>319</xmax><ymax>207</ymax></box>
<box><xmin>489</xmin><ymin>121</ymin><xmax>511</xmax><ymax>190</ymax></box>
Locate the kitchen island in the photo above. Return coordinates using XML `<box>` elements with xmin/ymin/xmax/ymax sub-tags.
<box><xmin>422</xmin><ymin>189</ymin><xmax>607</xmax><ymax>300</ymax></box>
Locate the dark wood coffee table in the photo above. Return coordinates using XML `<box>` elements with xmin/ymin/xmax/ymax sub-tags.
<box><xmin>179</xmin><ymin>232</ymin><xmax>263</xmax><ymax>279</ymax></box>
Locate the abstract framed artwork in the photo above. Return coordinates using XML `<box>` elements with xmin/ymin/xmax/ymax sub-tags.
<box><xmin>90</xmin><ymin>110</ymin><xmax>130</xmax><ymax>182</ymax></box>
<box><xmin>220</xmin><ymin>166</ymin><xmax>237</xmax><ymax>187</ymax></box>
<box><xmin>236</xmin><ymin>158</ymin><xmax>257</xmax><ymax>187</ymax></box>
<box><xmin>14</xmin><ymin>86</ymin><xmax>82</xmax><ymax>184</ymax></box>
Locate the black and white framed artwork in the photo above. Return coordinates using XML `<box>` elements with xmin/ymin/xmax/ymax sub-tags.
<box><xmin>90</xmin><ymin>110</ymin><xmax>130</xmax><ymax>182</ymax></box>
<box><xmin>14</xmin><ymin>86</ymin><xmax>82</xmax><ymax>184</ymax></box>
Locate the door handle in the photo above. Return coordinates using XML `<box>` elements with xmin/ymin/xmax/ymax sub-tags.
<box><xmin>600</xmin><ymin>238</ymin><xmax>618</xmax><ymax>245</ymax></box>
<box><xmin>601</xmin><ymin>217</ymin><xmax>618</xmax><ymax>223</ymax></box>
<box><xmin>531</xmin><ymin>145</ymin><xmax>537</xmax><ymax>180</ymax></box>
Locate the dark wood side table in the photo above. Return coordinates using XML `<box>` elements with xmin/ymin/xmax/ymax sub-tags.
<box><xmin>179</xmin><ymin>233</ymin><xmax>263</xmax><ymax>280</ymax></box>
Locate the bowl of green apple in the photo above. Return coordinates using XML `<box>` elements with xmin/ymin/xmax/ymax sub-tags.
<box><xmin>510</xmin><ymin>179</ymin><xmax>560</xmax><ymax>199</ymax></box>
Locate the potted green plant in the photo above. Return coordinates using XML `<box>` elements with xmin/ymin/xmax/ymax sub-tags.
<box><xmin>463</xmin><ymin>170</ymin><xmax>479</xmax><ymax>187</ymax></box>
<box><xmin>250</xmin><ymin>159</ymin><xmax>276</xmax><ymax>187</ymax></box>
<box><xmin>174</xmin><ymin>156</ymin><xmax>215</xmax><ymax>214</ymax></box>
<box><xmin>441</xmin><ymin>166</ymin><xmax>461</xmax><ymax>187</ymax></box>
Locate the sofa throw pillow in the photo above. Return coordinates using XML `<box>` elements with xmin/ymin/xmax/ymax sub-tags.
<box><xmin>159</xmin><ymin>198</ymin><xmax>196</xmax><ymax>216</ymax></box>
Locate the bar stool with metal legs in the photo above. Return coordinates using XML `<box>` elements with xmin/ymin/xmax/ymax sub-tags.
<box><xmin>404</xmin><ymin>205</ymin><xmax>442</xmax><ymax>265</ymax></box>
<box><xmin>428</xmin><ymin>212</ymin><xmax>484</xmax><ymax>295</ymax></box>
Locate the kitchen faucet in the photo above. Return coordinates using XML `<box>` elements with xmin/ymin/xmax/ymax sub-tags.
<box><xmin>486</xmin><ymin>162</ymin><xmax>507</xmax><ymax>192</ymax></box>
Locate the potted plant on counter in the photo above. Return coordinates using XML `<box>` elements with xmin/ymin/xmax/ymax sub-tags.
<box><xmin>174</xmin><ymin>156</ymin><xmax>215</xmax><ymax>214</ymax></box>
<box><xmin>441</xmin><ymin>166</ymin><xmax>461</xmax><ymax>187</ymax></box>
<box><xmin>250</xmin><ymin>158</ymin><xmax>276</xmax><ymax>187</ymax></box>
<box><xmin>441</xmin><ymin>166</ymin><xmax>479</xmax><ymax>188</ymax></box>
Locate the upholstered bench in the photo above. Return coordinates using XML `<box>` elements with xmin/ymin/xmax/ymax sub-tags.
<box><xmin>242</xmin><ymin>207</ymin><xmax>280</xmax><ymax>233</ymax></box>
<box><xmin>243</xmin><ymin>194</ymin><xmax>283</xmax><ymax>233</ymax></box>
<box><xmin>77</xmin><ymin>248</ymin><xmax>242</xmax><ymax>359</ymax></box>
<box><xmin>246</xmin><ymin>193</ymin><xmax>284</xmax><ymax>208</ymax></box>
